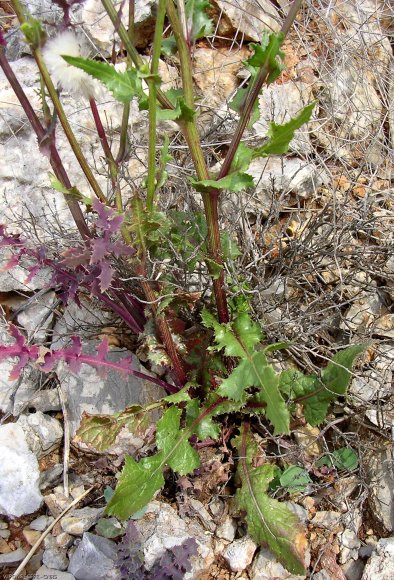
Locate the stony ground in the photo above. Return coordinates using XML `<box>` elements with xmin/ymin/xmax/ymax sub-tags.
<box><xmin>0</xmin><ymin>0</ymin><xmax>394</xmax><ymax>579</ymax></box>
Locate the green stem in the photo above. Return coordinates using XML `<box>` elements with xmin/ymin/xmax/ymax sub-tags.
<box><xmin>165</xmin><ymin>0</ymin><xmax>230</xmax><ymax>323</ymax></box>
<box><xmin>101</xmin><ymin>0</ymin><xmax>174</xmax><ymax>110</ymax></box>
<box><xmin>146</xmin><ymin>0</ymin><xmax>166</xmax><ymax>212</ymax></box>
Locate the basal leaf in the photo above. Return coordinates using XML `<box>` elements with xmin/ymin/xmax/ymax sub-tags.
<box><xmin>234</xmin><ymin>427</ymin><xmax>307</xmax><ymax>575</ymax></box>
<box><xmin>303</xmin><ymin>343</ymin><xmax>368</xmax><ymax>426</ymax></box>
<box><xmin>105</xmin><ymin>454</ymin><xmax>164</xmax><ymax>519</ymax></box>
<box><xmin>156</xmin><ymin>406</ymin><xmax>200</xmax><ymax>475</ymax></box>
<box><xmin>253</xmin><ymin>102</ymin><xmax>316</xmax><ymax>157</ymax></box>
<box><xmin>62</xmin><ymin>56</ymin><xmax>144</xmax><ymax>103</ymax></box>
<box><xmin>201</xmin><ymin>310</ymin><xmax>262</xmax><ymax>357</ymax></box>
<box><xmin>279</xmin><ymin>368</ymin><xmax>318</xmax><ymax>399</ymax></box>
<box><xmin>279</xmin><ymin>466</ymin><xmax>312</xmax><ymax>493</ymax></box>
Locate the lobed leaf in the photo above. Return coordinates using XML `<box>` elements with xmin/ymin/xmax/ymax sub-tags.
<box><xmin>156</xmin><ymin>406</ymin><xmax>200</xmax><ymax>475</ymax></box>
<box><xmin>106</xmin><ymin>454</ymin><xmax>165</xmax><ymax>519</ymax></box>
<box><xmin>303</xmin><ymin>343</ymin><xmax>368</xmax><ymax>426</ymax></box>
<box><xmin>62</xmin><ymin>56</ymin><xmax>144</xmax><ymax>103</ymax></box>
<box><xmin>234</xmin><ymin>427</ymin><xmax>307</xmax><ymax>575</ymax></box>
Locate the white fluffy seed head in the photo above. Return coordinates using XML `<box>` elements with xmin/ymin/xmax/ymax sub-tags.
<box><xmin>43</xmin><ymin>30</ymin><xmax>100</xmax><ymax>100</ymax></box>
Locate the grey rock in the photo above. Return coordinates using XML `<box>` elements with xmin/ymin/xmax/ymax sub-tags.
<box><xmin>56</xmin><ymin>532</ymin><xmax>74</xmax><ymax>549</ymax></box>
<box><xmin>247</xmin><ymin>157</ymin><xmax>327</xmax><ymax>203</ymax></box>
<box><xmin>67</xmin><ymin>532</ymin><xmax>118</xmax><ymax>580</ymax></box>
<box><xmin>338</xmin><ymin>529</ymin><xmax>361</xmax><ymax>564</ymax></box>
<box><xmin>57</xmin><ymin>337</ymin><xmax>165</xmax><ymax>438</ymax></box>
<box><xmin>0</xmin><ymin>423</ymin><xmax>43</xmax><ymax>517</ymax></box>
<box><xmin>17</xmin><ymin>291</ymin><xmax>56</xmax><ymax>342</ymax></box>
<box><xmin>312</xmin><ymin>572</ymin><xmax>331</xmax><ymax>580</ymax></box>
<box><xmin>342</xmin><ymin>558</ymin><xmax>365</xmax><ymax>580</ymax></box>
<box><xmin>362</xmin><ymin>537</ymin><xmax>394</xmax><ymax>580</ymax></box>
<box><xmin>17</xmin><ymin>411</ymin><xmax>63</xmax><ymax>457</ymax></box>
<box><xmin>134</xmin><ymin>501</ymin><xmax>214</xmax><ymax>576</ymax></box>
<box><xmin>365</xmin><ymin>446</ymin><xmax>394</xmax><ymax>532</ymax></box>
<box><xmin>30</xmin><ymin>515</ymin><xmax>55</xmax><ymax>531</ymax></box>
<box><xmin>216</xmin><ymin>516</ymin><xmax>236</xmax><ymax>542</ymax></box>
<box><xmin>61</xmin><ymin>507</ymin><xmax>104</xmax><ymax>535</ymax></box>
<box><xmin>350</xmin><ymin>344</ymin><xmax>394</xmax><ymax>404</ymax></box>
<box><xmin>39</xmin><ymin>464</ymin><xmax>64</xmax><ymax>491</ymax></box>
<box><xmin>214</xmin><ymin>0</ymin><xmax>281</xmax><ymax>40</ymax></box>
<box><xmin>35</xmin><ymin>565</ymin><xmax>76</xmax><ymax>580</ymax></box>
<box><xmin>310</xmin><ymin>511</ymin><xmax>342</xmax><ymax>529</ymax></box>
<box><xmin>43</xmin><ymin>546</ymin><xmax>69</xmax><ymax>571</ymax></box>
<box><xmin>16</xmin><ymin>388</ymin><xmax>62</xmax><ymax>415</ymax></box>
<box><xmin>250</xmin><ymin>547</ymin><xmax>305</xmax><ymax>579</ymax></box>
<box><xmin>0</xmin><ymin>547</ymin><xmax>27</xmax><ymax>566</ymax></box>
<box><xmin>78</xmin><ymin>0</ymin><xmax>157</xmax><ymax>54</ymax></box>
<box><xmin>222</xmin><ymin>536</ymin><xmax>257</xmax><ymax>572</ymax></box>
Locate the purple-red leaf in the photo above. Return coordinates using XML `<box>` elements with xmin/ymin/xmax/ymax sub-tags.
<box><xmin>99</xmin><ymin>261</ymin><xmax>114</xmax><ymax>292</ymax></box>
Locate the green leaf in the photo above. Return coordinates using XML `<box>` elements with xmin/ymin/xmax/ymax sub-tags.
<box><xmin>230</xmin><ymin>142</ymin><xmax>254</xmax><ymax>174</ymax></box>
<box><xmin>61</xmin><ymin>56</ymin><xmax>144</xmax><ymax>103</ymax></box>
<box><xmin>106</xmin><ymin>454</ymin><xmax>165</xmax><ymax>519</ymax></box>
<box><xmin>186</xmin><ymin>0</ymin><xmax>214</xmax><ymax>41</ymax></box>
<box><xmin>203</xmin><ymin>311</ymin><xmax>289</xmax><ymax>434</ymax></box>
<box><xmin>202</xmin><ymin>310</ymin><xmax>262</xmax><ymax>358</ymax></box>
<box><xmin>317</xmin><ymin>448</ymin><xmax>359</xmax><ymax>471</ymax></box>
<box><xmin>303</xmin><ymin>344</ymin><xmax>368</xmax><ymax>426</ymax></box>
<box><xmin>279</xmin><ymin>466</ymin><xmax>312</xmax><ymax>493</ymax></box>
<box><xmin>161</xmin><ymin>36</ymin><xmax>177</xmax><ymax>56</ymax></box>
<box><xmin>164</xmin><ymin>384</ymin><xmax>192</xmax><ymax>404</ymax></box>
<box><xmin>158</xmin><ymin>89</ymin><xmax>196</xmax><ymax>121</ymax></box>
<box><xmin>221</xmin><ymin>232</ymin><xmax>241</xmax><ymax>261</ymax></box>
<box><xmin>253</xmin><ymin>102</ymin><xmax>316</xmax><ymax>157</ymax></box>
<box><xmin>156</xmin><ymin>406</ymin><xmax>200</xmax><ymax>475</ymax></box>
<box><xmin>248</xmin><ymin>33</ymin><xmax>285</xmax><ymax>85</ymax></box>
<box><xmin>279</xmin><ymin>368</ymin><xmax>318</xmax><ymax>399</ymax></box>
<box><xmin>20</xmin><ymin>18</ymin><xmax>46</xmax><ymax>48</ymax></box>
<box><xmin>49</xmin><ymin>172</ymin><xmax>82</xmax><ymax>200</ymax></box>
<box><xmin>229</xmin><ymin>33</ymin><xmax>285</xmax><ymax>127</ymax></box>
<box><xmin>234</xmin><ymin>427</ymin><xmax>307</xmax><ymax>574</ymax></box>
<box><xmin>191</xmin><ymin>172</ymin><xmax>253</xmax><ymax>193</ymax></box>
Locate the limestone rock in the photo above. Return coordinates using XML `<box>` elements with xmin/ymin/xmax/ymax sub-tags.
<box><xmin>222</xmin><ymin>536</ymin><xmax>257</xmax><ymax>572</ymax></box>
<box><xmin>0</xmin><ymin>424</ymin><xmax>43</xmax><ymax>516</ymax></box>
<box><xmin>17</xmin><ymin>411</ymin><xmax>63</xmax><ymax>457</ymax></box>
<box><xmin>365</xmin><ymin>446</ymin><xmax>394</xmax><ymax>532</ymax></box>
<box><xmin>67</xmin><ymin>532</ymin><xmax>118</xmax><ymax>580</ymax></box>
<box><xmin>214</xmin><ymin>0</ymin><xmax>281</xmax><ymax>40</ymax></box>
<box><xmin>362</xmin><ymin>537</ymin><xmax>394</xmax><ymax>580</ymax></box>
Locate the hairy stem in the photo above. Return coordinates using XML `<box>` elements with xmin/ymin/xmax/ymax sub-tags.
<box><xmin>0</xmin><ymin>46</ymin><xmax>90</xmax><ymax>239</ymax></box>
<box><xmin>101</xmin><ymin>0</ymin><xmax>174</xmax><ymax>111</ymax></box>
<box><xmin>146</xmin><ymin>0</ymin><xmax>166</xmax><ymax>212</ymax></box>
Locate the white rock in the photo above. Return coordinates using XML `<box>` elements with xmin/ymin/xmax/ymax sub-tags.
<box><xmin>365</xmin><ymin>446</ymin><xmax>394</xmax><ymax>532</ymax></box>
<box><xmin>362</xmin><ymin>537</ymin><xmax>394</xmax><ymax>579</ymax></box>
<box><xmin>338</xmin><ymin>529</ymin><xmax>361</xmax><ymax>564</ymax></box>
<box><xmin>61</xmin><ymin>507</ymin><xmax>104</xmax><ymax>535</ymax></box>
<box><xmin>17</xmin><ymin>411</ymin><xmax>63</xmax><ymax>457</ymax></box>
<box><xmin>29</xmin><ymin>515</ymin><xmax>55</xmax><ymax>531</ymax></box>
<box><xmin>247</xmin><ymin>157</ymin><xmax>327</xmax><ymax>201</ymax></box>
<box><xmin>17</xmin><ymin>291</ymin><xmax>56</xmax><ymax>342</ymax></box>
<box><xmin>134</xmin><ymin>501</ymin><xmax>214</xmax><ymax>577</ymax></box>
<box><xmin>350</xmin><ymin>344</ymin><xmax>394</xmax><ymax>404</ymax></box>
<box><xmin>0</xmin><ymin>424</ymin><xmax>43</xmax><ymax>517</ymax></box>
<box><xmin>216</xmin><ymin>516</ymin><xmax>236</xmax><ymax>542</ymax></box>
<box><xmin>222</xmin><ymin>536</ymin><xmax>257</xmax><ymax>572</ymax></box>
<box><xmin>250</xmin><ymin>547</ymin><xmax>305</xmax><ymax>579</ymax></box>
<box><xmin>215</xmin><ymin>0</ymin><xmax>281</xmax><ymax>40</ymax></box>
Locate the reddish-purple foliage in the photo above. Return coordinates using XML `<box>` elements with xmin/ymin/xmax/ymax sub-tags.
<box><xmin>150</xmin><ymin>539</ymin><xmax>199</xmax><ymax>580</ymax></box>
<box><xmin>51</xmin><ymin>0</ymin><xmax>87</xmax><ymax>29</ymax></box>
<box><xmin>0</xmin><ymin>28</ymin><xmax>6</xmax><ymax>48</ymax></box>
<box><xmin>0</xmin><ymin>325</ymin><xmax>39</xmax><ymax>380</ymax></box>
<box><xmin>116</xmin><ymin>521</ymin><xmax>146</xmax><ymax>580</ymax></box>
<box><xmin>0</xmin><ymin>324</ymin><xmax>177</xmax><ymax>392</ymax></box>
